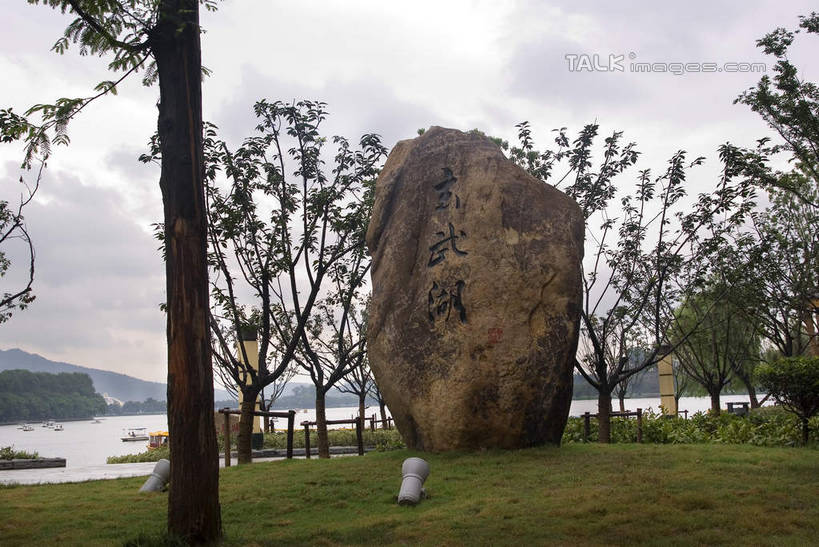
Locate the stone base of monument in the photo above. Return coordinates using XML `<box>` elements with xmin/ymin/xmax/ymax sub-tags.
<box><xmin>366</xmin><ymin>127</ymin><xmax>583</xmax><ymax>451</ymax></box>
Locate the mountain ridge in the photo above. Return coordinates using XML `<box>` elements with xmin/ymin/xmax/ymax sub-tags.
<box><xmin>0</xmin><ymin>348</ymin><xmax>231</xmax><ymax>402</ymax></box>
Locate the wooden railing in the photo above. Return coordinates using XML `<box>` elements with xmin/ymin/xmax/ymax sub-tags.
<box><xmin>217</xmin><ymin>408</ymin><xmax>296</xmax><ymax>467</ymax></box>
<box><xmin>300</xmin><ymin>417</ymin><xmax>365</xmax><ymax>459</ymax></box>
<box><xmin>582</xmin><ymin>409</ymin><xmax>644</xmax><ymax>443</ymax></box>
<box><xmin>368</xmin><ymin>414</ymin><xmax>394</xmax><ymax>431</ymax></box>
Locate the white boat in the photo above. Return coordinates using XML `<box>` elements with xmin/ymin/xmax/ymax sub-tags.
<box><xmin>21</xmin><ymin>424</ymin><xmax>34</xmax><ymax>431</ymax></box>
<box><xmin>53</xmin><ymin>423</ymin><xmax>64</xmax><ymax>431</ymax></box>
<box><xmin>121</xmin><ymin>427</ymin><xmax>150</xmax><ymax>442</ymax></box>
<box><xmin>42</xmin><ymin>420</ymin><xmax>55</xmax><ymax>428</ymax></box>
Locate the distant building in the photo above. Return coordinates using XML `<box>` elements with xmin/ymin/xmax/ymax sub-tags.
<box><xmin>102</xmin><ymin>392</ymin><xmax>123</xmax><ymax>406</ymax></box>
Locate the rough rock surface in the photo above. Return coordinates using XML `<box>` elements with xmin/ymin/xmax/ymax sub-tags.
<box><xmin>366</xmin><ymin>127</ymin><xmax>584</xmax><ymax>451</ymax></box>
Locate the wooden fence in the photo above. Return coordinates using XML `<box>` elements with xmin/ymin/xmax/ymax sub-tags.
<box><xmin>217</xmin><ymin>407</ymin><xmax>296</xmax><ymax>467</ymax></box>
<box><xmin>300</xmin><ymin>417</ymin><xmax>365</xmax><ymax>458</ymax></box>
<box><xmin>582</xmin><ymin>409</ymin><xmax>644</xmax><ymax>443</ymax></box>
<box><xmin>368</xmin><ymin>414</ymin><xmax>394</xmax><ymax>431</ymax></box>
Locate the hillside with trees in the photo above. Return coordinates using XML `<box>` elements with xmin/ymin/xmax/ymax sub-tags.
<box><xmin>0</xmin><ymin>348</ymin><xmax>231</xmax><ymax>402</ymax></box>
<box><xmin>0</xmin><ymin>369</ymin><xmax>106</xmax><ymax>422</ymax></box>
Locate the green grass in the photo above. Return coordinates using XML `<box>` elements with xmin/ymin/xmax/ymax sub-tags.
<box><xmin>2</xmin><ymin>443</ymin><xmax>818</xmax><ymax>545</ymax></box>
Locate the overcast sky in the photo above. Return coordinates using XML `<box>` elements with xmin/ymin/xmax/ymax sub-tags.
<box><xmin>1</xmin><ymin>1</ymin><xmax>817</xmax><ymax>384</ymax></box>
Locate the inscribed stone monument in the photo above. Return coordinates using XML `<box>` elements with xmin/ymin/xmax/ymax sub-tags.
<box><xmin>366</xmin><ymin>127</ymin><xmax>583</xmax><ymax>450</ymax></box>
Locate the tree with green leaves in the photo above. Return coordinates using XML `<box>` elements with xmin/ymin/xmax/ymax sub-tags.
<box><xmin>727</xmin><ymin>180</ymin><xmax>819</xmax><ymax>359</ymax></box>
<box><xmin>757</xmin><ymin>356</ymin><xmax>819</xmax><ymax>444</ymax></box>
<box><xmin>670</xmin><ymin>281</ymin><xmax>762</xmax><ymax>414</ymax></box>
<box><xmin>0</xmin><ymin>1</ymin><xmax>221</xmax><ymax>540</ymax></box>
<box><xmin>727</xmin><ymin>12</ymin><xmax>819</xmax><ymax>209</ymax></box>
<box><xmin>196</xmin><ymin>99</ymin><xmax>385</xmax><ymax>463</ymax></box>
<box><xmin>505</xmin><ymin>122</ymin><xmax>753</xmax><ymax>442</ymax></box>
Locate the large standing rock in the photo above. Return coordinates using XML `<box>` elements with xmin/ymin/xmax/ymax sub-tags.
<box><xmin>366</xmin><ymin>127</ymin><xmax>584</xmax><ymax>451</ymax></box>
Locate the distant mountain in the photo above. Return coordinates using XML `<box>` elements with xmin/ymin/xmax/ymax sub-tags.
<box><xmin>0</xmin><ymin>348</ymin><xmax>231</xmax><ymax>402</ymax></box>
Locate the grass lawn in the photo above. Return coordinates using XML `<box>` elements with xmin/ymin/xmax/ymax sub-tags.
<box><xmin>1</xmin><ymin>443</ymin><xmax>817</xmax><ymax>545</ymax></box>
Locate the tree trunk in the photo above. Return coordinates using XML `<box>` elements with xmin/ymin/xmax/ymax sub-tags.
<box><xmin>237</xmin><ymin>393</ymin><xmax>258</xmax><ymax>464</ymax></box>
<box><xmin>316</xmin><ymin>391</ymin><xmax>330</xmax><ymax>459</ymax></box>
<box><xmin>618</xmin><ymin>392</ymin><xmax>626</xmax><ymax>413</ymax></box>
<box><xmin>260</xmin><ymin>398</ymin><xmax>270</xmax><ymax>433</ymax></box>
<box><xmin>597</xmin><ymin>392</ymin><xmax>612</xmax><ymax>443</ymax></box>
<box><xmin>802</xmin><ymin>417</ymin><xmax>810</xmax><ymax>446</ymax></box>
<box><xmin>734</xmin><ymin>370</ymin><xmax>761</xmax><ymax>408</ymax></box>
<box><xmin>709</xmin><ymin>391</ymin><xmax>721</xmax><ymax>415</ymax></box>
<box><xmin>379</xmin><ymin>399</ymin><xmax>387</xmax><ymax>424</ymax></box>
<box><xmin>152</xmin><ymin>1</ymin><xmax>221</xmax><ymax>541</ymax></box>
<box><xmin>746</xmin><ymin>383</ymin><xmax>760</xmax><ymax>409</ymax></box>
<box><xmin>358</xmin><ymin>391</ymin><xmax>366</xmax><ymax>427</ymax></box>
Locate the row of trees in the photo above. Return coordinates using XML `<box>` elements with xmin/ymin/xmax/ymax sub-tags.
<box><xmin>502</xmin><ymin>13</ymin><xmax>819</xmax><ymax>441</ymax></box>
<box><xmin>143</xmin><ymin>99</ymin><xmax>386</xmax><ymax>462</ymax></box>
<box><xmin>1</xmin><ymin>2</ymin><xmax>817</xmax><ymax>542</ymax></box>
<box><xmin>0</xmin><ymin>369</ymin><xmax>106</xmax><ymax>421</ymax></box>
<box><xmin>105</xmin><ymin>396</ymin><xmax>167</xmax><ymax>416</ymax></box>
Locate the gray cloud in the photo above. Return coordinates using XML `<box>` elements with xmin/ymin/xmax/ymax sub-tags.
<box><xmin>0</xmin><ymin>162</ymin><xmax>167</xmax><ymax>381</ymax></box>
<box><xmin>210</xmin><ymin>66</ymin><xmax>444</xmax><ymax>151</ymax></box>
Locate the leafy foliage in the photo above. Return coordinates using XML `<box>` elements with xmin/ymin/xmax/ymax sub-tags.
<box><xmin>146</xmin><ymin>99</ymin><xmax>387</xmax><ymax>461</ymax></box>
<box><xmin>727</xmin><ymin>181</ymin><xmax>819</xmax><ymax>358</ymax></box>
<box><xmin>502</xmin><ymin>121</ymin><xmax>754</xmax><ymax>441</ymax></box>
<box><xmin>0</xmin><ymin>369</ymin><xmax>107</xmax><ymax>421</ymax></box>
<box><xmin>107</xmin><ymin>444</ymin><xmax>170</xmax><ymax>464</ymax></box>
<box><xmin>261</xmin><ymin>428</ymin><xmax>404</xmax><ymax>451</ymax></box>
<box><xmin>563</xmin><ymin>405</ymin><xmax>818</xmax><ymax>446</ymax></box>
<box><xmin>0</xmin><ymin>445</ymin><xmax>39</xmax><ymax>460</ymax></box>
<box><xmin>728</xmin><ymin>12</ymin><xmax>819</xmax><ymax>207</ymax></box>
<box><xmin>670</xmin><ymin>281</ymin><xmax>761</xmax><ymax>413</ymax></box>
<box><xmin>757</xmin><ymin>356</ymin><xmax>819</xmax><ymax>443</ymax></box>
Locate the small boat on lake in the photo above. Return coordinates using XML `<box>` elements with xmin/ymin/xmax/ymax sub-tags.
<box><xmin>121</xmin><ymin>427</ymin><xmax>149</xmax><ymax>442</ymax></box>
<box><xmin>147</xmin><ymin>431</ymin><xmax>169</xmax><ymax>450</ymax></box>
<box><xmin>21</xmin><ymin>424</ymin><xmax>34</xmax><ymax>431</ymax></box>
<box><xmin>53</xmin><ymin>424</ymin><xmax>64</xmax><ymax>431</ymax></box>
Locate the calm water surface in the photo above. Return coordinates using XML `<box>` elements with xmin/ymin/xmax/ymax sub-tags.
<box><xmin>0</xmin><ymin>395</ymin><xmax>765</xmax><ymax>470</ymax></box>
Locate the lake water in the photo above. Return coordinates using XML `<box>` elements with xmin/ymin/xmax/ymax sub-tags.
<box><xmin>0</xmin><ymin>394</ymin><xmax>765</xmax><ymax>479</ymax></box>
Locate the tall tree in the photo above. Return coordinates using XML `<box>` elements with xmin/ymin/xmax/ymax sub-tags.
<box><xmin>1</xmin><ymin>1</ymin><xmax>222</xmax><ymax>540</ymax></box>
<box><xmin>201</xmin><ymin>100</ymin><xmax>386</xmax><ymax>463</ymax></box>
<box><xmin>729</xmin><ymin>180</ymin><xmax>819</xmax><ymax>358</ymax></box>
<box><xmin>504</xmin><ymin>122</ymin><xmax>753</xmax><ymax>441</ymax></box>
<box><xmin>729</xmin><ymin>13</ymin><xmax>819</xmax><ymax>208</ymax></box>
<box><xmin>298</xmin><ymin>268</ymin><xmax>370</xmax><ymax>458</ymax></box>
<box><xmin>671</xmin><ymin>281</ymin><xmax>761</xmax><ymax>414</ymax></box>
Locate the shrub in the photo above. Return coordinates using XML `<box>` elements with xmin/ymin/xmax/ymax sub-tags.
<box><xmin>107</xmin><ymin>445</ymin><xmax>170</xmax><ymax>464</ymax></box>
<box><xmin>756</xmin><ymin>356</ymin><xmax>819</xmax><ymax>445</ymax></box>
<box><xmin>562</xmin><ymin>406</ymin><xmax>818</xmax><ymax>447</ymax></box>
<box><xmin>0</xmin><ymin>445</ymin><xmax>38</xmax><ymax>460</ymax></box>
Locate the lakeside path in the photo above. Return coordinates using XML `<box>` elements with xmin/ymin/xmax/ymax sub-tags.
<box><xmin>0</xmin><ymin>447</ymin><xmax>366</xmax><ymax>485</ymax></box>
<box><xmin>0</xmin><ymin>456</ymin><xmax>285</xmax><ymax>485</ymax></box>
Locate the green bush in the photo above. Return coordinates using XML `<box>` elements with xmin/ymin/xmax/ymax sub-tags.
<box><xmin>261</xmin><ymin>428</ymin><xmax>404</xmax><ymax>451</ymax></box>
<box><xmin>107</xmin><ymin>445</ymin><xmax>169</xmax><ymax>464</ymax></box>
<box><xmin>562</xmin><ymin>406</ymin><xmax>818</xmax><ymax>447</ymax></box>
<box><xmin>0</xmin><ymin>445</ymin><xmax>38</xmax><ymax>460</ymax></box>
<box><xmin>756</xmin><ymin>356</ymin><xmax>819</xmax><ymax>444</ymax></box>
